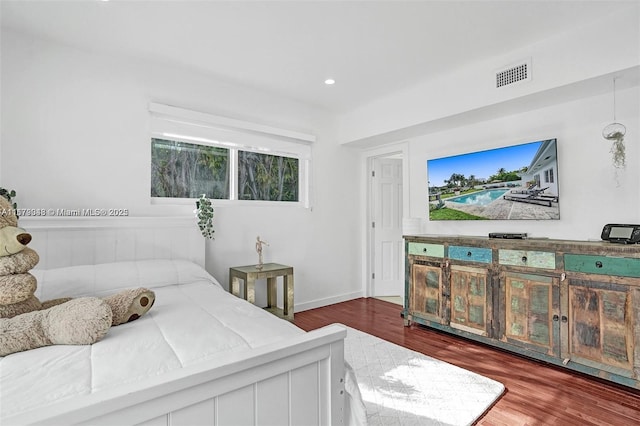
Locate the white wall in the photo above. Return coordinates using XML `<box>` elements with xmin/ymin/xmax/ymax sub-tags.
<box><xmin>338</xmin><ymin>4</ymin><xmax>640</xmax><ymax>146</ymax></box>
<box><xmin>347</xmin><ymin>3</ymin><xmax>640</xmax><ymax>247</ymax></box>
<box><xmin>0</xmin><ymin>29</ymin><xmax>363</xmax><ymax>311</ymax></box>
<box><xmin>406</xmin><ymin>85</ymin><xmax>640</xmax><ymax>240</ymax></box>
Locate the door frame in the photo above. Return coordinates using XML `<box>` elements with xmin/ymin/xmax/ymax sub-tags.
<box><xmin>363</xmin><ymin>142</ymin><xmax>410</xmax><ymax>300</ymax></box>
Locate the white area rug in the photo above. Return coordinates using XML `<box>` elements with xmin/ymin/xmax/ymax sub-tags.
<box><xmin>343</xmin><ymin>325</ymin><xmax>505</xmax><ymax>426</ymax></box>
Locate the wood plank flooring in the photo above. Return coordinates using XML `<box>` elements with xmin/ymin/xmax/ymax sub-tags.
<box><xmin>294</xmin><ymin>297</ymin><xmax>640</xmax><ymax>426</ymax></box>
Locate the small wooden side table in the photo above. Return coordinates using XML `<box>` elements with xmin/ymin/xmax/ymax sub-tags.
<box><xmin>229</xmin><ymin>263</ymin><xmax>294</xmax><ymax>321</ymax></box>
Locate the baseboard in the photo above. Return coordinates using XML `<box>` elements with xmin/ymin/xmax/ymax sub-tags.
<box><xmin>295</xmin><ymin>291</ymin><xmax>364</xmax><ymax>313</ymax></box>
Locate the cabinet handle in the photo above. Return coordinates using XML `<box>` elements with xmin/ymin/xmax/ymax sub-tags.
<box><xmin>423</xmin><ymin>248</ymin><xmax>428</xmax><ymax>253</ymax></box>
<box><xmin>595</xmin><ymin>261</ymin><xmax>603</xmax><ymax>268</ymax></box>
<box><xmin>467</xmin><ymin>251</ymin><xmax>472</xmax><ymax>257</ymax></box>
<box><xmin>521</xmin><ymin>256</ymin><xmax>528</xmax><ymax>263</ymax></box>
<box><xmin>561</xmin><ymin>316</ymin><xmax>568</xmax><ymax>323</ymax></box>
<box><xmin>553</xmin><ymin>315</ymin><xmax>559</xmax><ymax>322</ymax></box>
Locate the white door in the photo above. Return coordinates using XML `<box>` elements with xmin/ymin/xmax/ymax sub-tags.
<box><xmin>372</xmin><ymin>158</ymin><xmax>403</xmax><ymax>297</ymax></box>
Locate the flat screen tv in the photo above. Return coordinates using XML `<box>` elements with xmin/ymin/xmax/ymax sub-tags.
<box><xmin>427</xmin><ymin>138</ymin><xmax>559</xmax><ymax>220</ymax></box>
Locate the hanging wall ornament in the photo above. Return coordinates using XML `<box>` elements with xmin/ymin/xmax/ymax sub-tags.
<box><xmin>602</xmin><ymin>77</ymin><xmax>626</xmax><ymax>169</ymax></box>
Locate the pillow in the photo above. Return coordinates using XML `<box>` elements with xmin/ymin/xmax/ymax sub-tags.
<box><xmin>33</xmin><ymin>259</ymin><xmax>220</xmax><ymax>300</ymax></box>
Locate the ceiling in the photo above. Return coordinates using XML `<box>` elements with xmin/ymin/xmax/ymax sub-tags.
<box><xmin>1</xmin><ymin>0</ymin><xmax>635</xmax><ymax>113</ymax></box>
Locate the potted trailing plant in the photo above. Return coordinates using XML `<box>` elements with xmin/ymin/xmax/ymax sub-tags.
<box><xmin>195</xmin><ymin>194</ymin><xmax>214</xmax><ymax>239</ymax></box>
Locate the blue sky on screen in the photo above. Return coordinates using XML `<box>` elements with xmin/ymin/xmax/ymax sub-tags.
<box><xmin>427</xmin><ymin>141</ymin><xmax>542</xmax><ymax>187</ymax></box>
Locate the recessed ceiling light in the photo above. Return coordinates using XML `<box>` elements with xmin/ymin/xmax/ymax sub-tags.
<box><xmin>324</xmin><ymin>79</ymin><xmax>335</xmax><ymax>85</ymax></box>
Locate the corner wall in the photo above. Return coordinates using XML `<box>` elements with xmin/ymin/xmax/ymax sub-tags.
<box><xmin>345</xmin><ymin>3</ymin><xmax>640</xmax><ymax>244</ymax></box>
<box><xmin>0</xmin><ymin>29</ymin><xmax>363</xmax><ymax>310</ymax></box>
<box><xmin>338</xmin><ymin>4</ymin><xmax>639</xmax><ymax>146</ymax></box>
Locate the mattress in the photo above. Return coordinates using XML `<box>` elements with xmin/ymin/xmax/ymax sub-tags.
<box><xmin>0</xmin><ymin>260</ymin><xmax>305</xmax><ymax>420</ymax></box>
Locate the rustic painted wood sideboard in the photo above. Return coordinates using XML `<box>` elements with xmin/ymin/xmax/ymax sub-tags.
<box><xmin>403</xmin><ymin>234</ymin><xmax>640</xmax><ymax>389</ymax></box>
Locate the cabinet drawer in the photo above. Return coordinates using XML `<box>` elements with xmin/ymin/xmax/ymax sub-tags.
<box><xmin>408</xmin><ymin>242</ymin><xmax>444</xmax><ymax>258</ymax></box>
<box><xmin>499</xmin><ymin>249</ymin><xmax>556</xmax><ymax>269</ymax></box>
<box><xmin>448</xmin><ymin>246</ymin><xmax>492</xmax><ymax>263</ymax></box>
<box><xmin>564</xmin><ymin>254</ymin><xmax>640</xmax><ymax>278</ymax></box>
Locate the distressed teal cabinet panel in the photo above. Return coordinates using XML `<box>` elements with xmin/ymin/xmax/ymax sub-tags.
<box><xmin>500</xmin><ymin>272</ymin><xmax>560</xmax><ymax>357</ymax></box>
<box><xmin>499</xmin><ymin>249</ymin><xmax>556</xmax><ymax>269</ymax></box>
<box><xmin>407</xmin><ymin>242</ymin><xmax>444</xmax><ymax>258</ymax></box>
<box><xmin>409</xmin><ymin>262</ymin><xmax>446</xmax><ymax>324</ymax></box>
<box><xmin>568</xmin><ymin>280</ymin><xmax>634</xmax><ymax>378</ymax></box>
<box><xmin>448</xmin><ymin>246</ymin><xmax>492</xmax><ymax>263</ymax></box>
<box><xmin>565</xmin><ymin>254</ymin><xmax>640</xmax><ymax>278</ymax></box>
<box><xmin>450</xmin><ymin>265</ymin><xmax>491</xmax><ymax>337</ymax></box>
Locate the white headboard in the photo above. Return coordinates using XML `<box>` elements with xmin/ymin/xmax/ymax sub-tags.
<box><xmin>19</xmin><ymin>216</ymin><xmax>205</xmax><ymax>270</ymax></box>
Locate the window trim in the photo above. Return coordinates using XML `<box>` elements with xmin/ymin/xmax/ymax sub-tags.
<box><xmin>149</xmin><ymin>102</ymin><xmax>315</xmax><ymax>144</ymax></box>
<box><xmin>149</xmin><ymin>103</ymin><xmax>313</xmax><ymax>208</ymax></box>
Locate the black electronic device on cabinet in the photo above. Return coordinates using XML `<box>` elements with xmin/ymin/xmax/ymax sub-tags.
<box><xmin>601</xmin><ymin>224</ymin><xmax>640</xmax><ymax>244</ymax></box>
<box><xmin>488</xmin><ymin>232</ymin><xmax>527</xmax><ymax>239</ymax></box>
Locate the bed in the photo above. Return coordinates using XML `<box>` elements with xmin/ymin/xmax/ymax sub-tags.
<box><xmin>0</xmin><ymin>217</ymin><xmax>363</xmax><ymax>425</ymax></box>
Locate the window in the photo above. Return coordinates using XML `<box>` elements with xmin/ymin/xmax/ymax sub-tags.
<box><xmin>238</xmin><ymin>151</ymin><xmax>299</xmax><ymax>201</ymax></box>
<box><xmin>149</xmin><ymin>103</ymin><xmax>313</xmax><ymax>206</ymax></box>
<box><xmin>544</xmin><ymin>169</ymin><xmax>554</xmax><ymax>184</ymax></box>
<box><xmin>151</xmin><ymin>138</ymin><xmax>230</xmax><ymax>199</ymax></box>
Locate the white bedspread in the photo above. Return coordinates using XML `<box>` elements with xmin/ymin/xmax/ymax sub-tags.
<box><xmin>0</xmin><ymin>260</ymin><xmax>305</xmax><ymax>420</ymax></box>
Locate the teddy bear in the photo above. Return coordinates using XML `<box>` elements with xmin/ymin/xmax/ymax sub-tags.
<box><xmin>0</xmin><ymin>196</ymin><xmax>155</xmax><ymax>356</ymax></box>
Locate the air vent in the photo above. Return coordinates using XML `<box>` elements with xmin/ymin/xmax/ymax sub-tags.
<box><xmin>495</xmin><ymin>59</ymin><xmax>531</xmax><ymax>88</ymax></box>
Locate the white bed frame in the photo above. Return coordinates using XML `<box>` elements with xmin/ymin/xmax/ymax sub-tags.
<box><xmin>9</xmin><ymin>217</ymin><xmax>347</xmax><ymax>426</ymax></box>
<box><xmin>22</xmin><ymin>216</ymin><xmax>206</xmax><ymax>270</ymax></box>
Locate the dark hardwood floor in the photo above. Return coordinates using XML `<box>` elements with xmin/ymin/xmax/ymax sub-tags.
<box><xmin>294</xmin><ymin>298</ymin><xmax>640</xmax><ymax>426</ymax></box>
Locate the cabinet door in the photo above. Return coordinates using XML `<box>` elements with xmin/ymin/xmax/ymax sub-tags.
<box><xmin>568</xmin><ymin>280</ymin><xmax>634</xmax><ymax>377</ymax></box>
<box><xmin>501</xmin><ymin>272</ymin><xmax>560</xmax><ymax>356</ymax></box>
<box><xmin>410</xmin><ymin>261</ymin><xmax>446</xmax><ymax>324</ymax></box>
<box><xmin>449</xmin><ymin>264</ymin><xmax>490</xmax><ymax>336</ymax></box>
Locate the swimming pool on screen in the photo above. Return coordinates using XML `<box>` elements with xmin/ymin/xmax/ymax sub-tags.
<box><xmin>446</xmin><ymin>189</ymin><xmax>509</xmax><ymax>206</ymax></box>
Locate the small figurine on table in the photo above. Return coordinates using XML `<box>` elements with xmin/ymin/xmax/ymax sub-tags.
<box><xmin>255</xmin><ymin>236</ymin><xmax>269</xmax><ymax>269</ymax></box>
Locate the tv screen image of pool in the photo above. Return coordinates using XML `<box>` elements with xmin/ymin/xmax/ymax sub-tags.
<box><xmin>427</xmin><ymin>139</ymin><xmax>560</xmax><ymax>221</ymax></box>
